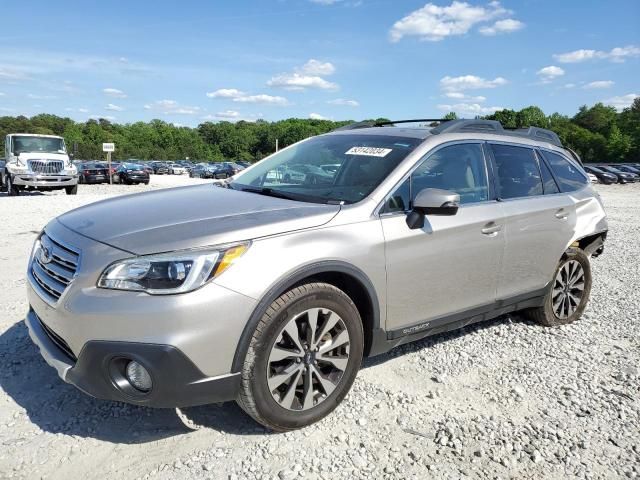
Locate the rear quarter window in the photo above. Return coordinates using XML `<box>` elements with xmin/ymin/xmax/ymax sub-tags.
<box><xmin>542</xmin><ymin>151</ymin><xmax>588</xmax><ymax>192</ymax></box>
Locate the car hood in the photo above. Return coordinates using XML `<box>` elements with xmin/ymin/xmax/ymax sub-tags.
<box><xmin>57</xmin><ymin>184</ymin><xmax>340</xmax><ymax>255</ymax></box>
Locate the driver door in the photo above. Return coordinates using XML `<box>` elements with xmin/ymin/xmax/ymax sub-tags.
<box><xmin>380</xmin><ymin>142</ymin><xmax>505</xmax><ymax>334</ymax></box>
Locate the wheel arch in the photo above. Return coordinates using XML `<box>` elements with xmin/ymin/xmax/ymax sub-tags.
<box><xmin>231</xmin><ymin>261</ymin><xmax>381</xmax><ymax>373</ymax></box>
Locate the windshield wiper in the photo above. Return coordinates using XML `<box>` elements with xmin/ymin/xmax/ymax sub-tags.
<box><xmin>238</xmin><ymin>186</ymin><xmax>301</xmax><ymax>201</ymax></box>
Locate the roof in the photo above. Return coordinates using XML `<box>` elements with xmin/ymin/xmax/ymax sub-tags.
<box><xmin>8</xmin><ymin>133</ymin><xmax>65</xmax><ymax>139</ymax></box>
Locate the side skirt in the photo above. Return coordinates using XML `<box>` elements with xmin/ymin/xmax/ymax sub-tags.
<box><xmin>367</xmin><ymin>287</ymin><xmax>547</xmax><ymax>357</ymax></box>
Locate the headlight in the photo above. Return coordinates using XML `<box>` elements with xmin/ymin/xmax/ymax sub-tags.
<box><xmin>97</xmin><ymin>243</ymin><xmax>249</xmax><ymax>294</ymax></box>
<box><xmin>7</xmin><ymin>163</ymin><xmax>28</xmax><ymax>174</ymax></box>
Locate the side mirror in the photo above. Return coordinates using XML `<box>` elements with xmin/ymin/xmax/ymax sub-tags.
<box><xmin>406</xmin><ymin>188</ymin><xmax>460</xmax><ymax>230</ymax></box>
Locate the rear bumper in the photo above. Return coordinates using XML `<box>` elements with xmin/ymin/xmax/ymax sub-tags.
<box><xmin>82</xmin><ymin>174</ymin><xmax>108</xmax><ymax>183</ymax></box>
<box><xmin>13</xmin><ymin>174</ymin><xmax>77</xmax><ymax>187</ymax></box>
<box><xmin>25</xmin><ymin>309</ymin><xmax>241</xmax><ymax>407</ymax></box>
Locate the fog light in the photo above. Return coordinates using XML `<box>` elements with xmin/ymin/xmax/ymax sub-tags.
<box><xmin>125</xmin><ymin>361</ymin><xmax>152</xmax><ymax>392</ymax></box>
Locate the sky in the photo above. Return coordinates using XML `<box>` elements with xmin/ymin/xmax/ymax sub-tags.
<box><xmin>0</xmin><ymin>0</ymin><xmax>638</xmax><ymax>126</ymax></box>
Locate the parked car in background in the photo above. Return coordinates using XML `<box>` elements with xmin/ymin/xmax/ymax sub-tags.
<box><xmin>236</xmin><ymin>161</ymin><xmax>251</xmax><ymax>168</ymax></box>
<box><xmin>151</xmin><ymin>162</ymin><xmax>169</xmax><ymax>175</ymax></box>
<box><xmin>115</xmin><ymin>163</ymin><xmax>150</xmax><ymax>185</ymax></box>
<box><xmin>213</xmin><ymin>163</ymin><xmax>236</xmax><ymax>178</ymax></box>
<box><xmin>189</xmin><ymin>163</ymin><xmax>214</xmax><ymax>178</ymax></box>
<box><xmin>583</xmin><ymin>166</ymin><xmax>618</xmax><ymax>185</ymax></box>
<box><xmin>597</xmin><ymin>165</ymin><xmax>638</xmax><ymax>183</ymax></box>
<box><xmin>141</xmin><ymin>164</ymin><xmax>154</xmax><ymax>175</ymax></box>
<box><xmin>168</xmin><ymin>163</ymin><xmax>187</xmax><ymax>175</ymax></box>
<box><xmin>615</xmin><ymin>165</ymin><xmax>640</xmax><ymax>176</ymax></box>
<box><xmin>78</xmin><ymin>162</ymin><xmax>110</xmax><ymax>184</ymax></box>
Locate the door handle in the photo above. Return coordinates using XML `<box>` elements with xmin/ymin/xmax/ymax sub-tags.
<box><xmin>481</xmin><ymin>222</ymin><xmax>502</xmax><ymax>235</ymax></box>
<box><xmin>555</xmin><ymin>209</ymin><xmax>569</xmax><ymax>220</ymax></box>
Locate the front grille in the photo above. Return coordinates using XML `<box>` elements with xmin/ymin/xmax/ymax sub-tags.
<box><xmin>35</xmin><ymin>312</ymin><xmax>77</xmax><ymax>362</ymax></box>
<box><xmin>30</xmin><ymin>233</ymin><xmax>80</xmax><ymax>303</ymax></box>
<box><xmin>28</xmin><ymin>160</ymin><xmax>64</xmax><ymax>175</ymax></box>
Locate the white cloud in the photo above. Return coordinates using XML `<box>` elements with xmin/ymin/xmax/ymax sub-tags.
<box><xmin>0</xmin><ymin>67</ymin><xmax>30</xmax><ymax>81</ymax></box>
<box><xmin>563</xmin><ymin>83</ymin><xmax>576</xmax><ymax>89</ymax></box>
<box><xmin>0</xmin><ymin>92</ymin><xmax>5</xmax><ymax>96</ymax></box>
<box><xmin>144</xmin><ymin>99</ymin><xmax>201</xmax><ymax>115</ymax></box>
<box><xmin>327</xmin><ymin>98</ymin><xmax>359</xmax><ymax>107</ymax></box>
<box><xmin>583</xmin><ymin>80</ymin><xmax>614</xmax><ymax>90</ymax></box>
<box><xmin>206</xmin><ymin>88</ymin><xmax>246</xmax><ymax>98</ymax></box>
<box><xmin>444</xmin><ymin>92</ymin><xmax>486</xmax><ymax>101</ymax></box>
<box><xmin>553</xmin><ymin>45</ymin><xmax>640</xmax><ymax>63</ymax></box>
<box><xmin>268</xmin><ymin>72</ymin><xmax>338</xmax><ymax>91</ymax></box>
<box><xmin>603</xmin><ymin>93</ymin><xmax>638</xmax><ymax>112</ymax></box>
<box><xmin>232</xmin><ymin>94</ymin><xmax>290</xmax><ymax>105</ymax></box>
<box><xmin>65</xmin><ymin>107</ymin><xmax>90</xmax><ymax>113</ymax></box>
<box><xmin>309</xmin><ymin>0</ymin><xmax>341</xmax><ymax>4</ymax></box>
<box><xmin>300</xmin><ymin>59</ymin><xmax>336</xmax><ymax>76</ymax></box>
<box><xmin>479</xmin><ymin>18</ymin><xmax>524</xmax><ymax>36</ymax></box>
<box><xmin>389</xmin><ymin>1</ymin><xmax>520</xmax><ymax>42</ymax></box>
<box><xmin>207</xmin><ymin>88</ymin><xmax>290</xmax><ymax>105</ymax></box>
<box><xmin>440</xmin><ymin>75</ymin><xmax>508</xmax><ymax>91</ymax></box>
<box><xmin>267</xmin><ymin>59</ymin><xmax>338</xmax><ymax>91</ymax></box>
<box><xmin>105</xmin><ymin>103</ymin><xmax>124</xmax><ymax>111</ymax></box>
<box><xmin>309</xmin><ymin>113</ymin><xmax>330</xmax><ymax>120</ymax></box>
<box><xmin>437</xmin><ymin>102</ymin><xmax>503</xmax><ymax>116</ymax></box>
<box><xmin>536</xmin><ymin>65</ymin><xmax>564</xmax><ymax>82</ymax></box>
<box><xmin>103</xmin><ymin>87</ymin><xmax>127</xmax><ymax>98</ymax></box>
<box><xmin>214</xmin><ymin>110</ymin><xmax>240</xmax><ymax>119</ymax></box>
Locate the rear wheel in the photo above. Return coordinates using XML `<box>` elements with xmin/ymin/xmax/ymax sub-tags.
<box><xmin>238</xmin><ymin>282</ymin><xmax>363</xmax><ymax>431</ymax></box>
<box><xmin>525</xmin><ymin>248</ymin><xmax>592</xmax><ymax>326</ymax></box>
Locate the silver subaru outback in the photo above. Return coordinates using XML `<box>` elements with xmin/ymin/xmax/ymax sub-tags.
<box><xmin>25</xmin><ymin>119</ymin><xmax>607</xmax><ymax>431</ymax></box>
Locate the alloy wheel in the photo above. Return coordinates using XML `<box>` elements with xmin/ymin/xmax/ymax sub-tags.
<box><xmin>552</xmin><ymin>260</ymin><xmax>585</xmax><ymax>319</ymax></box>
<box><xmin>266</xmin><ymin>308</ymin><xmax>350</xmax><ymax>411</ymax></box>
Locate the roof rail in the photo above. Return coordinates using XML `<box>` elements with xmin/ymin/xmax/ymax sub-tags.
<box><xmin>375</xmin><ymin>119</ymin><xmax>450</xmax><ymax>127</ymax></box>
<box><xmin>332</xmin><ymin>118</ymin><xmax>451</xmax><ymax>132</ymax></box>
<box><xmin>332</xmin><ymin>121</ymin><xmax>376</xmax><ymax>131</ymax></box>
<box><xmin>431</xmin><ymin>119</ymin><xmax>563</xmax><ymax>147</ymax></box>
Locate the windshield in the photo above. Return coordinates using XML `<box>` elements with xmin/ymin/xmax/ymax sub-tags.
<box><xmin>12</xmin><ymin>136</ymin><xmax>66</xmax><ymax>155</ymax></box>
<box><xmin>231</xmin><ymin>134</ymin><xmax>422</xmax><ymax>204</ymax></box>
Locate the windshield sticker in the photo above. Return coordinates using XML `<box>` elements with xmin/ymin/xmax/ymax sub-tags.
<box><xmin>345</xmin><ymin>146</ymin><xmax>393</xmax><ymax>157</ymax></box>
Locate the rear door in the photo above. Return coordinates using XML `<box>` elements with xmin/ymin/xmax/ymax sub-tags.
<box><xmin>381</xmin><ymin>142</ymin><xmax>505</xmax><ymax>333</ymax></box>
<box><xmin>488</xmin><ymin>143</ymin><xmax>575</xmax><ymax>300</ymax></box>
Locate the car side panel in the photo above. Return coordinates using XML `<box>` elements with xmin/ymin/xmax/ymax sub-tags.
<box><xmin>212</xmin><ymin>218</ymin><xmax>388</xmax><ymax>329</ymax></box>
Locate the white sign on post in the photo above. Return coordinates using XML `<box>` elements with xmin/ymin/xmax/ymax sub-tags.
<box><xmin>102</xmin><ymin>143</ymin><xmax>115</xmax><ymax>152</ymax></box>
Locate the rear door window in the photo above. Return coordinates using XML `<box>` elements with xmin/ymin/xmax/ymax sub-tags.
<box><xmin>536</xmin><ymin>153</ymin><xmax>560</xmax><ymax>194</ymax></box>
<box><xmin>490</xmin><ymin>144</ymin><xmax>543</xmax><ymax>199</ymax></box>
<box><xmin>541</xmin><ymin>151</ymin><xmax>588</xmax><ymax>192</ymax></box>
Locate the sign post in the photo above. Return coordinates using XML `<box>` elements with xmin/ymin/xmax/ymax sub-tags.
<box><xmin>103</xmin><ymin>143</ymin><xmax>115</xmax><ymax>185</ymax></box>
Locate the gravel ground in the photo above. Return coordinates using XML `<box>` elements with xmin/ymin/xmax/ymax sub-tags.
<box><xmin>0</xmin><ymin>178</ymin><xmax>638</xmax><ymax>480</ymax></box>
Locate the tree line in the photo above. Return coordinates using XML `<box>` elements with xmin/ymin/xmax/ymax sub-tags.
<box><xmin>0</xmin><ymin>99</ymin><xmax>638</xmax><ymax>163</ymax></box>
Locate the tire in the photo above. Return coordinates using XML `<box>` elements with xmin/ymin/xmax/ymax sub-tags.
<box><xmin>524</xmin><ymin>248</ymin><xmax>592</xmax><ymax>327</ymax></box>
<box><xmin>65</xmin><ymin>184</ymin><xmax>78</xmax><ymax>195</ymax></box>
<box><xmin>237</xmin><ymin>282</ymin><xmax>364</xmax><ymax>431</ymax></box>
<box><xmin>6</xmin><ymin>174</ymin><xmax>20</xmax><ymax>196</ymax></box>
<box><xmin>78</xmin><ymin>175</ymin><xmax>85</xmax><ymax>184</ymax></box>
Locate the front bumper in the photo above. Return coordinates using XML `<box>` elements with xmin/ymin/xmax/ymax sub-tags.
<box><xmin>13</xmin><ymin>174</ymin><xmax>78</xmax><ymax>187</ymax></box>
<box><xmin>25</xmin><ymin>310</ymin><xmax>240</xmax><ymax>407</ymax></box>
<box><xmin>25</xmin><ymin>219</ymin><xmax>258</xmax><ymax>407</ymax></box>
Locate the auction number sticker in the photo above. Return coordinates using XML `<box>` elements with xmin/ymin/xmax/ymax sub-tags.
<box><xmin>345</xmin><ymin>146</ymin><xmax>392</xmax><ymax>157</ymax></box>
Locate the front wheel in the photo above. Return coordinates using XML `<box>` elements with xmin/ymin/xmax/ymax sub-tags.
<box><xmin>238</xmin><ymin>282</ymin><xmax>363</xmax><ymax>431</ymax></box>
<box><xmin>6</xmin><ymin>174</ymin><xmax>20</xmax><ymax>196</ymax></box>
<box><xmin>65</xmin><ymin>184</ymin><xmax>78</xmax><ymax>195</ymax></box>
<box><xmin>524</xmin><ymin>248</ymin><xmax>592</xmax><ymax>327</ymax></box>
